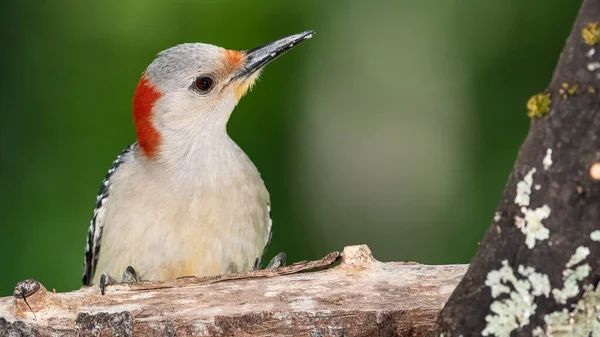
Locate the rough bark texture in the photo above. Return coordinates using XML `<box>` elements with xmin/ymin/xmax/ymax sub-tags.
<box><xmin>435</xmin><ymin>0</ymin><xmax>600</xmax><ymax>336</ymax></box>
<box><xmin>0</xmin><ymin>245</ymin><xmax>467</xmax><ymax>337</ymax></box>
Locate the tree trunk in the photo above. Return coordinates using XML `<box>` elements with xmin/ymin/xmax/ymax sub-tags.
<box><xmin>0</xmin><ymin>246</ymin><xmax>466</xmax><ymax>337</ymax></box>
<box><xmin>435</xmin><ymin>0</ymin><xmax>600</xmax><ymax>336</ymax></box>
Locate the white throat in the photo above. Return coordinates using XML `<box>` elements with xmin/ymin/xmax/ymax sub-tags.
<box><xmin>148</xmin><ymin>94</ymin><xmax>251</xmax><ymax>187</ymax></box>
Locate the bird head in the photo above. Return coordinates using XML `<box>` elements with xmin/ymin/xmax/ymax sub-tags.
<box><xmin>132</xmin><ymin>31</ymin><xmax>314</xmax><ymax>160</ymax></box>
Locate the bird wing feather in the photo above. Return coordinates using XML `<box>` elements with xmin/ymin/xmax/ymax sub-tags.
<box><xmin>82</xmin><ymin>144</ymin><xmax>135</xmax><ymax>286</ymax></box>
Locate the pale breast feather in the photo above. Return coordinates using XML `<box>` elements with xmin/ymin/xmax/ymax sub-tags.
<box><xmin>82</xmin><ymin>144</ymin><xmax>135</xmax><ymax>286</ymax></box>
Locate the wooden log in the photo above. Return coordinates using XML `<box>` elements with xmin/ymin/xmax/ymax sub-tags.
<box><xmin>0</xmin><ymin>245</ymin><xmax>467</xmax><ymax>336</ymax></box>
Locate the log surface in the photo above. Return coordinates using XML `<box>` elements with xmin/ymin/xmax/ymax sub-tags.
<box><xmin>0</xmin><ymin>245</ymin><xmax>467</xmax><ymax>336</ymax></box>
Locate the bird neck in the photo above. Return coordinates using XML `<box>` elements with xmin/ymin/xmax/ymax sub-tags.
<box><xmin>137</xmin><ymin>91</ymin><xmax>249</xmax><ymax>187</ymax></box>
<box><xmin>146</xmin><ymin>125</ymin><xmax>250</xmax><ymax>188</ymax></box>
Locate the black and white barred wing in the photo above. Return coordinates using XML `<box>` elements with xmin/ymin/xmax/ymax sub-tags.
<box><xmin>82</xmin><ymin>144</ymin><xmax>134</xmax><ymax>286</ymax></box>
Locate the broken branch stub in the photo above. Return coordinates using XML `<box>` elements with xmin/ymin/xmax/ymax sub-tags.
<box><xmin>435</xmin><ymin>0</ymin><xmax>600</xmax><ymax>336</ymax></box>
<box><xmin>0</xmin><ymin>245</ymin><xmax>467</xmax><ymax>336</ymax></box>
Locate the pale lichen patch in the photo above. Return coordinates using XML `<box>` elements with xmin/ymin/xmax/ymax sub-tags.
<box><xmin>515</xmin><ymin>205</ymin><xmax>551</xmax><ymax>249</ymax></box>
<box><xmin>588</xmin><ymin>62</ymin><xmax>600</xmax><ymax>71</ymax></box>
<box><xmin>544</xmin><ymin>284</ymin><xmax>600</xmax><ymax>337</ymax></box>
<box><xmin>532</xmin><ymin>326</ymin><xmax>545</xmax><ymax>336</ymax></box>
<box><xmin>515</xmin><ymin>217</ymin><xmax>525</xmax><ymax>229</ymax></box>
<box><xmin>518</xmin><ymin>265</ymin><xmax>551</xmax><ymax>297</ymax></box>
<box><xmin>529</xmin><ymin>244</ymin><xmax>596</xmax><ymax>335</ymax></box>
<box><xmin>542</xmin><ymin>149</ymin><xmax>552</xmax><ymax>170</ymax></box>
<box><xmin>565</xmin><ymin>247</ymin><xmax>590</xmax><ymax>268</ymax></box>
<box><xmin>513</xmin><ymin>166</ymin><xmax>551</xmax><ymax>249</ymax></box>
<box><xmin>494</xmin><ymin>212</ymin><xmax>501</xmax><ymax>222</ymax></box>
<box><xmin>552</xmin><ymin>253</ymin><xmax>591</xmax><ymax>305</ymax></box>
<box><xmin>482</xmin><ymin>260</ymin><xmax>550</xmax><ymax>337</ymax></box>
<box><xmin>515</xmin><ymin>168</ymin><xmax>537</xmax><ymax>207</ymax></box>
<box><xmin>591</xmin><ymin>230</ymin><xmax>600</xmax><ymax>241</ymax></box>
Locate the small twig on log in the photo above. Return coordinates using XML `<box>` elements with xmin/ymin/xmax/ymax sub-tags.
<box><xmin>123</xmin><ymin>250</ymin><xmax>341</xmax><ymax>292</ymax></box>
<box><xmin>0</xmin><ymin>245</ymin><xmax>467</xmax><ymax>337</ymax></box>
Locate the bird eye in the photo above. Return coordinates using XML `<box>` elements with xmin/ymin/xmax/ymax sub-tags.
<box><xmin>193</xmin><ymin>76</ymin><xmax>214</xmax><ymax>93</ymax></box>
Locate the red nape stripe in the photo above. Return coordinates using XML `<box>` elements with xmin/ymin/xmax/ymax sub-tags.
<box><xmin>132</xmin><ymin>73</ymin><xmax>161</xmax><ymax>159</ymax></box>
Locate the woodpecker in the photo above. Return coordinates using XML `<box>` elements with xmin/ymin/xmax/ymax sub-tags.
<box><xmin>82</xmin><ymin>31</ymin><xmax>314</xmax><ymax>294</ymax></box>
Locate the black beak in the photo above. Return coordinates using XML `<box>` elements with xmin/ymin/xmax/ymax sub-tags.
<box><xmin>232</xmin><ymin>30</ymin><xmax>315</xmax><ymax>81</ymax></box>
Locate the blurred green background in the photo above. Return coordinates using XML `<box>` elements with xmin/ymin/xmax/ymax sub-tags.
<box><xmin>0</xmin><ymin>0</ymin><xmax>580</xmax><ymax>296</ymax></box>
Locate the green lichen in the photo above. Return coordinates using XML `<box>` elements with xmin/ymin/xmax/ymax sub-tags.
<box><xmin>582</xmin><ymin>22</ymin><xmax>600</xmax><ymax>46</ymax></box>
<box><xmin>558</xmin><ymin>83</ymin><xmax>578</xmax><ymax>99</ymax></box>
<box><xmin>527</xmin><ymin>93</ymin><xmax>551</xmax><ymax>118</ymax></box>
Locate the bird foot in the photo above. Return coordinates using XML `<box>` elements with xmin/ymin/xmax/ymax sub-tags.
<box><xmin>99</xmin><ymin>265</ymin><xmax>139</xmax><ymax>295</ymax></box>
<box><xmin>253</xmin><ymin>252</ymin><xmax>287</xmax><ymax>271</ymax></box>
<box><xmin>266</xmin><ymin>252</ymin><xmax>287</xmax><ymax>269</ymax></box>
<box><xmin>122</xmin><ymin>266</ymin><xmax>139</xmax><ymax>283</ymax></box>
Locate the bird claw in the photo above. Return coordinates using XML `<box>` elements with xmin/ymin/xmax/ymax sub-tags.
<box><xmin>99</xmin><ymin>272</ymin><xmax>115</xmax><ymax>295</ymax></box>
<box><xmin>253</xmin><ymin>252</ymin><xmax>287</xmax><ymax>271</ymax></box>
<box><xmin>266</xmin><ymin>252</ymin><xmax>287</xmax><ymax>269</ymax></box>
<box><xmin>253</xmin><ymin>257</ymin><xmax>260</xmax><ymax>270</ymax></box>
<box><xmin>99</xmin><ymin>266</ymin><xmax>139</xmax><ymax>295</ymax></box>
<box><xmin>122</xmin><ymin>266</ymin><xmax>138</xmax><ymax>283</ymax></box>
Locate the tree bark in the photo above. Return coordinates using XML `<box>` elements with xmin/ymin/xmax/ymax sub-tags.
<box><xmin>435</xmin><ymin>0</ymin><xmax>600</xmax><ymax>336</ymax></box>
<box><xmin>0</xmin><ymin>245</ymin><xmax>467</xmax><ymax>337</ymax></box>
